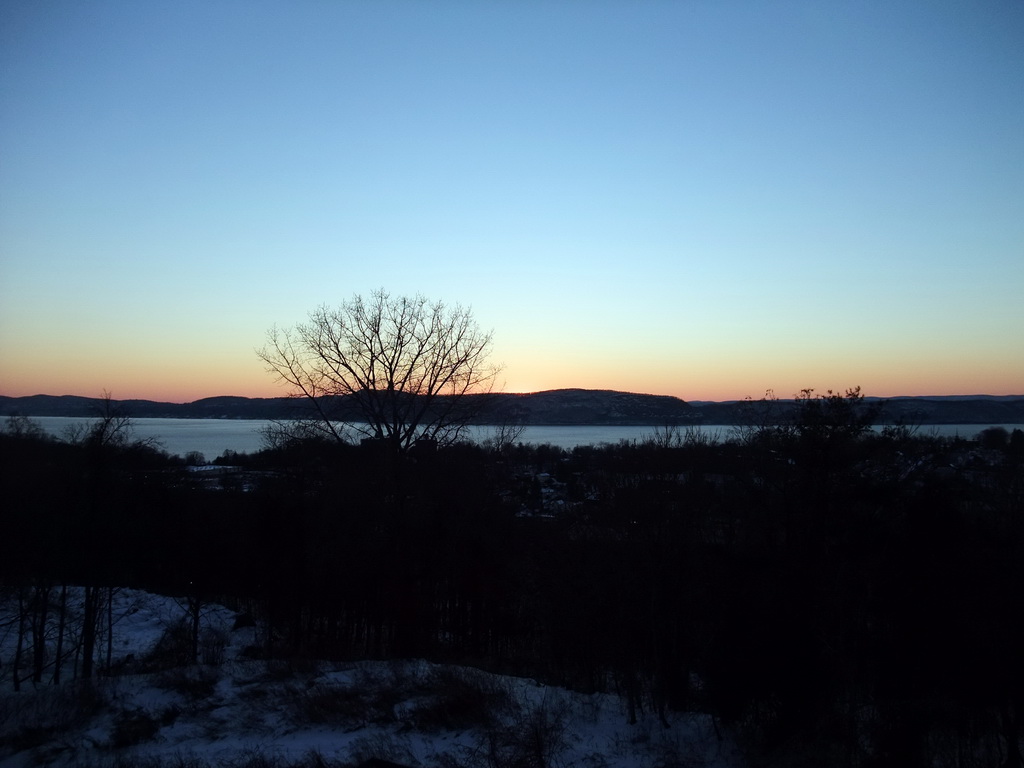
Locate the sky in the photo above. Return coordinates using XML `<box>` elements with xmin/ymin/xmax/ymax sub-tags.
<box><xmin>1</xmin><ymin>0</ymin><xmax>1022</xmax><ymax>404</ymax></box>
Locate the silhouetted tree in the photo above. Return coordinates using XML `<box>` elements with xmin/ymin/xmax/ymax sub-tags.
<box><xmin>70</xmin><ymin>392</ymin><xmax>147</xmax><ymax>679</ymax></box>
<box><xmin>1</xmin><ymin>414</ymin><xmax>47</xmax><ymax>440</ymax></box>
<box><xmin>979</xmin><ymin>425</ymin><xmax>1010</xmax><ymax>450</ymax></box>
<box><xmin>259</xmin><ymin>289</ymin><xmax>500</xmax><ymax>454</ymax></box>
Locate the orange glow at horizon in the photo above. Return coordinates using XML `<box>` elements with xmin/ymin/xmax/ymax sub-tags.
<box><xmin>3</xmin><ymin>345</ymin><xmax>1022</xmax><ymax>404</ymax></box>
<box><xmin>498</xmin><ymin>346</ymin><xmax>1024</xmax><ymax>402</ymax></box>
<box><xmin>4</xmin><ymin>372</ymin><xmax>1023</xmax><ymax>405</ymax></box>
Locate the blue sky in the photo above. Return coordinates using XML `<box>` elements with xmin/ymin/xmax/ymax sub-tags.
<box><xmin>1</xmin><ymin>0</ymin><xmax>1022</xmax><ymax>402</ymax></box>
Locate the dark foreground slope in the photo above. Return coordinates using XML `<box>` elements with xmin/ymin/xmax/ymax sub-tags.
<box><xmin>2</xmin><ymin>402</ymin><xmax>1023</xmax><ymax>766</ymax></box>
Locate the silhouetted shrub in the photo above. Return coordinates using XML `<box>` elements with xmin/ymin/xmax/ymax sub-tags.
<box><xmin>410</xmin><ymin>667</ymin><xmax>512</xmax><ymax>731</ymax></box>
<box><xmin>153</xmin><ymin>667</ymin><xmax>219</xmax><ymax>700</ymax></box>
<box><xmin>109</xmin><ymin>709</ymin><xmax>161</xmax><ymax>748</ymax></box>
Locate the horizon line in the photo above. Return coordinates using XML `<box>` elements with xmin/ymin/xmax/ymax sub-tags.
<box><xmin>4</xmin><ymin>388</ymin><xmax>1023</xmax><ymax>406</ymax></box>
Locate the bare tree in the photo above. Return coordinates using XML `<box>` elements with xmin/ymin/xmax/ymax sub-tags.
<box><xmin>258</xmin><ymin>290</ymin><xmax>500</xmax><ymax>454</ymax></box>
<box><xmin>62</xmin><ymin>390</ymin><xmax>139</xmax><ymax>450</ymax></box>
<box><xmin>64</xmin><ymin>393</ymin><xmax>148</xmax><ymax>680</ymax></box>
<box><xmin>1</xmin><ymin>414</ymin><xmax>47</xmax><ymax>440</ymax></box>
<box><xmin>480</xmin><ymin>400</ymin><xmax>528</xmax><ymax>454</ymax></box>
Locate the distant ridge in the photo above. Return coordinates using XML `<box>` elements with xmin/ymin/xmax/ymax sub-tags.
<box><xmin>1</xmin><ymin>390</ymin><xmax>1023</xmax><ymax>426</ymax></box>
<box><xmin>0</xmin><ymin>390</ymin><xmax>694</xmax><ymax>426</ymax></box>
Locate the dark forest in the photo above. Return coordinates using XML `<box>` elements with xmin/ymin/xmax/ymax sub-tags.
<box><xmin>2</xmin><ymin>390</ymin><xmax>1023</xmax><ymax>767</ymax></box>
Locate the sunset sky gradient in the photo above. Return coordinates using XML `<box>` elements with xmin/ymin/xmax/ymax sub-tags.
<box><xmin>1</xmin><ymin>1</ymin><xmax>1022</xmax><ymax>403</ymax></box>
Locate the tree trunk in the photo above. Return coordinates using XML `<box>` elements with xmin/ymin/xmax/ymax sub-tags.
<box><xmin>31</xmin><ymin>583</ymin><xmax>51</xmax><ymax>683</ymax></box>
<box><xmin>52</xmin><ymin>584</ymin><xmax>67</xmax><ymax>685</ymax></box>
<box><xmin>1002</xmin><ymin>701</ymin><xmax>1022</xmax><ymax>768</ymax></box>
<box><xmin>106</xmin><ymin>588</ymin><xmax>114</xmax><ymax>672</ymax></box>
<box><xmin>13</xmin><ymin>589</ymin><xmax>26</xmax><ymax>692</ymax></box>
<box><xmin>81</xmin><ymin>585</ymin><xmax>99</xmax><ymax>679</ymax></box>
<box><xmin>190</xmin><ymin>592</ymin><xmax>201</xmax><ymax>664</ymax></box>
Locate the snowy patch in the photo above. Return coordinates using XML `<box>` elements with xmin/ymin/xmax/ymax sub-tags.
<box><xmin>0</xmin><ymin>590</ymin><xmax>742</xmax><ymax>767</ymax></box>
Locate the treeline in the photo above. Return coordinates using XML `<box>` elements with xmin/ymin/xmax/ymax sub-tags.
<box><xmin>1</xmin><ymin>394</ymin><xmax>1023</xmax><ymax>767</ymax></box>
<box><xmin>5</xmin><ymin>388</ymin><xmax>1024</xmax><ymax>424</ymax></box>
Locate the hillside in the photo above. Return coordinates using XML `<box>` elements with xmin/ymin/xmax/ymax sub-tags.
<box><xmin>0</xmin><ymin>589</ymin><xmax>740</xmax><ymax>768</ymax></box>
<box><xmin>2</xmin><ymin>390</ymin><xmax>1023</xmax><ymax>425</ymax></box>
<box><xmin>0</xmin><ymin>390</ymin><xmax>695</xmax><ymax>425</ymax></box>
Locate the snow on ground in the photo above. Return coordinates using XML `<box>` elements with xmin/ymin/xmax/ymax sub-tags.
<box><xmin>0</xmin><ymin>590</ymin><xmax>743</xmax><ymax>767</ymax></box>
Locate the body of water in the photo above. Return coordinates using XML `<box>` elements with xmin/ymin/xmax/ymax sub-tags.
<box><xmin>23</xmin><ymin>417</ymin><xmax>1023</xmax><ymax>460</ymax></box>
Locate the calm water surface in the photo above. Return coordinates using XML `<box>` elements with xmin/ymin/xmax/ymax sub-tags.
<box><xmin>27</xmin><ymin>417</ymin><xmax>1023</xmax><ymax>460</ymax></box>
